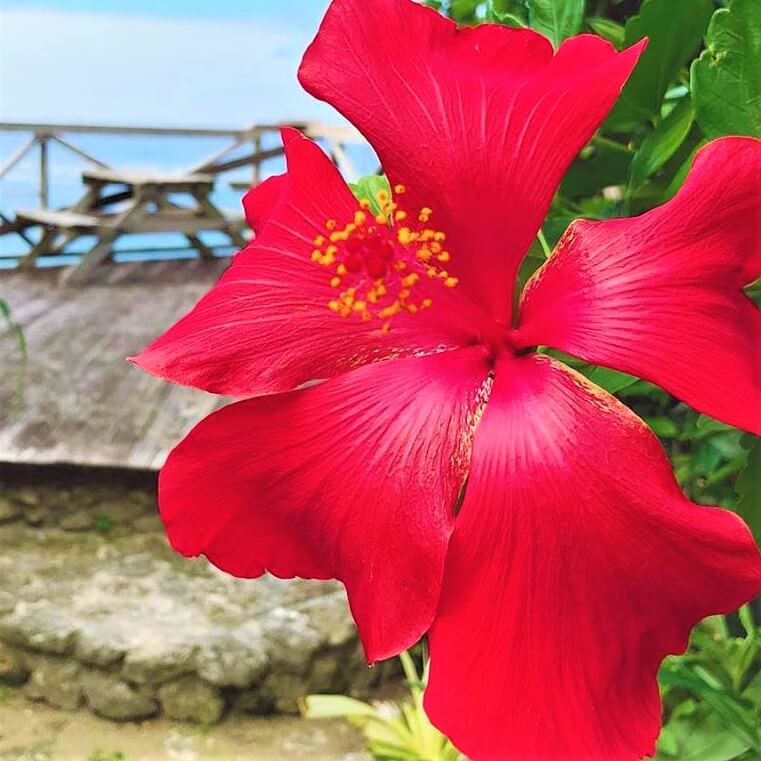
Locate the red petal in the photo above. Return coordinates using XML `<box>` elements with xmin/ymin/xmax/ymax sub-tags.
<box><xmin>519</xmin><ymin>137</ymin><xmax>761</xmax><ymax>434</ymax></box>
<box><xmin>426</xmin><ymin>354</ymin><xmax>761</xmax><ymax>761</ymax></box>
<box><xmin>242</xmin><ymin>173</ymin><xmax>287</xmax><ymax>234</ymax></box>
<box><xmin>299</xmin><ymin>0</ymin><xmax>644</xmax><ymax>322</ymax></box>
<box><xmin>133</xmin><ymin>128</ymin><xmax>476</xmax><ymax>396</ymax></box>
<box><xmin>159</xmin><ymin>348</ymin><xmax>491</xmax><ymax>662</ymax></box>
<box><xmin>426</xmin><ymin>356</ymin><xmax>761</xmax><ymax>761</ymax></box>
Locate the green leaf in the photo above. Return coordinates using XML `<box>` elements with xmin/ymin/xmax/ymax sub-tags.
<box><xmin>656</xmin><ymin>716</ymin><xmax>750</xmax><ymax>761</ymax></box>
<box><xmin>561</xmin><ymin>137</ymin><xmax>632</xmax><ymax>199</ymax></box>
<box><xmin>736</xmin><ymin>437</ymin><xmax>761</xmax><ymax>545</ymax></box>
<box><xmin>450</xmin><ymin>0</ymin><xmax>482</xmax><ymax>22</ymax></box>
<box><xmin>585</xmin><ymin>366</ymin><xmax>639</xmax><ymax>395</ymax></box>
<box><xmin>487</xmin><ymin>0</ymin><xmax>527</xmax><ymax>25</ymax></box>
<box><xmin>301</xmin><ymin>694</ymin><xmax>378</xmax><ymax>721</ymax></box>
<box><xmin>348</xmin><ymin>175</ymin><xmax>390</xmax><ymax>215</ymax></box>
<box><xmin>662</xmin><ymin>138</ymin><xmax>707</xmax><ymax>201</ymax></box>
<box><xmin>525</xmin><ymin>0</ymin><xmax>584</xmax><ymax>48</ymax></box>
<box><xmin>643</xmin><ymin>416</ymin><xmax>680</xmax><ymax>439</ymax></box>
<box><xmin>586</xmin><ymin>16</ymin><xmax>625</xmax><ymax>49</ymax></box>
<box><xmin>629</xmin><ymin>98</ymin><xmax>695</xmax><ymax>188</ymax></box>
<box><xmin>691</xmin><ymin>0</ymin><xmax>761</xmax><ymax>139</ymax></box>
<box><xmin>608</xmin><ymin>0</ymin><xmax>713</xmax><ymax>129</ymax></box>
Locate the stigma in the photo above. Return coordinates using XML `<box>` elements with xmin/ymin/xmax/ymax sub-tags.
<box><xmin>311</xmin><ymin>184</ymin><xmax>457</xmax><ymax>333</ymax></box>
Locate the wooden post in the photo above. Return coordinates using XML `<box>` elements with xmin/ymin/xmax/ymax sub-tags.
<box><xmin>252</xmin><ymin>131</ymin><xmax>262</xmax><ymax>186</ymax></box>
<box><xmin>39</xmin><ymin>135</ymin><xmax>49</xmax><ymax>209</ymax></box>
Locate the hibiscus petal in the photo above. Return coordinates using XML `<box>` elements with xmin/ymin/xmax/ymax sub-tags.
<box><xmin>133</xmin><ymin>128</ymin><xmax>476</xmax><ymax>397</ymax></box>
<box><xmin>299</xmin><ymin>0</ymin><xmax>644</xmax><ymax>322</ymax></box>
<box><xmin>159</xmin><ymin>348</ymin><xmax>491</xmax><ymax>662</ymax></box>
<box><xmin>518</xmin><ymin>137</ymin><xmax>761</xmax><ymax>435</ymax></box>
<box><xmin>425</xmin><ymin>354</ymin><xmax>761</xmax><ymax>761</ymax></box>
<box><xmin>242</xmin><ymin>172</ymin><xmax>287</xmax><ymax>234</ymax></box>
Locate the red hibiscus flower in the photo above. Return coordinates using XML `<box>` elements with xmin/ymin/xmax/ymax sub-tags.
<box><xmin>132</xmin><ymin>0</ymin><xmax>761</xmax><ymax>758</ymax></box>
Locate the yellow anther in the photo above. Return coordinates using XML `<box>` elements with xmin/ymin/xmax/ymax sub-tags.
<box><xmin>336</xmin><ymin>263</ymin><xmax>347</xmax><ymax>276</ymax></box>
<box><xmin>402</xmin><ymin>272</ymin><xmax>420</xmax><ymax>287</ymax></box>
<box><xmin>406</xmin><ymin>303</ymin><xmax>419</xmax><ymax>314</ymax></box>
<box><xmin>437</xmin><ymin>251</ymin><xmax>450</xmax><ymax>262</ymax></box>
<box><xmin>328</xmin><ymin>300</ymin><xmax>341</xmax><ymax>312</ymax></box>
<box><xmin>359</xmin><ymin>199</ymin><xmax>371</xmax><ymax>209</ymax></box>
<box><xmin>330</xmin><ymin>231</ymin><xmax>348</xmax><ymax>242</ymax></box>
<box><xmin>393</xmin><ymin>184</ymin><xmax>406</xmax><ymax>194</ymax></box>
<box><xmin>326</xmin><ymin>219</ymin><xmax>336</xmax><ymax>230</ymax></box>
<box><xmin>353</xmin><ymin>300</ymin><xmax>367</xmax><ymax>313</ymax></box>
<box><xmin>354</xmin><ymin>210</ymin><xmax>367</xmax><ymax>226</ymax></box>
<box><xmin>434</xmin><ymin>231</ymin><xmax>446</xmax><ymax>241</ymax></box>
<box><xmin>311</xmin><ymin>249</ymin><xmax>322</xmax><ymax>262</ymax></box>
<box><xmin>397</xmin><ymin>227</ymin><xmax>412</xmax><ymax>245</ymax></box>
<box><xmin>330</xmin><ymin>276</ymin><xmax>341</xmax><ymax>288</ymax></box>
<box><xmin>422</xmin><ymin>298</ymin><xmax>432</xmax><ymax>308</ymax></box>
<box><xmin>376</xmin><ymin>189</ymin><xmax>389</xmax><ymax>204</ymax></box>
<box><xmin>379</xmin><ymin>303</ymin><xmax>401</xmax><ymax>319</ymax></box>
<box><xmin>314</xmin><ymin>235</ymin><xmax>326</xmax><ymax>245</ymax></box>
<box><xmin>375</xmin><ymin>213</ymin><xmax>388</xmax><ymax>225</ymax></box>
<box><xmin>381</xmin><ymin>322</ymin><xmax>392</xmax><ymax>334</ymax></box>
<box><xmin>394</xmin><ymin>210</ymin><xmax>407</xmax><ymax>222</ymax></box>
<box><xmin>444</xmin><ymin>276</ymin><xmax>458</xmax><ymax>288</ymax></box>
<box><xmin>322</xmin><ymin>251</ymin><xmax>336</xmax><ymax>266</ymax></box>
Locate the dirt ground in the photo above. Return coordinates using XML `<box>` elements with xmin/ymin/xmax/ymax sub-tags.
<box><xmin>0</xmin><ymin>695</ymin><xmax>368</xmax><ymax>761</ymax></box>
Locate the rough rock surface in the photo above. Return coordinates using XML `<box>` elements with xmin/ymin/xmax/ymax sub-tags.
<box><xmin>0</xmin><ymin>481</ymin><xmax>392</xmax><ymax>724</ymax></box>
<box><xmin>81</xmin><ymin>670</ymin><xmax>159</xmax><ymax>721</ymax></box>
<box><xmin>158</xmin><ymin>675</ymin><xmax>225</xmax><ymax>723</ymax></box>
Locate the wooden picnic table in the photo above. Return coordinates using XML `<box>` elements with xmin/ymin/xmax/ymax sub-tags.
<box><xmin>15</xmin><ymin>168</ymin><xmax>248</xmax><ymax>283</ymax></box>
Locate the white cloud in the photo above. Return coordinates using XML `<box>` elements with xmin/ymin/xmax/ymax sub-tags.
<box><xmin>0</xmin><ymin>8</ymin><xmax>335</xmax><ymax>126</ymax></box>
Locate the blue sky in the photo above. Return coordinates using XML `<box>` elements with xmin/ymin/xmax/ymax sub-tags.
<box><xmin>0</xmin><ymin>0</ymin><xmax>336</xmax><ymax>127</ymax></box>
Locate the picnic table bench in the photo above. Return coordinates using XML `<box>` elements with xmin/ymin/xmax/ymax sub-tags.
<box><xmin>15</xmin><ymin>168</ymin><xmax>248</xmax><ymax>283</ymax></box>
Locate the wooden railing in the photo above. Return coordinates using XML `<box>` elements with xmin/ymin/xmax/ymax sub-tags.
<box><xmin>0</xmin><ymin>120</ymin><xmax>365</xmax><ymax>215</ymax></box>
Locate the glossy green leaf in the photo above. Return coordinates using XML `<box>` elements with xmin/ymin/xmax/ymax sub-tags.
<box><xmin>586</xmin><ymin>16</ymin><xmax>624</xmax><ymax>49</ymax></box>
<box><xmin>629</xmin><ymin>98</ymin><xmax>695</xmax><ymax>188</ymax></box>
<box><xmin>525</xmin><ymin>0</ymin><xmax>584</xmax><ymax>48</ymax></box>
<box><xmin>608</xmin><ymin>0</ymin><xmax>713</xmax><ymax>129</ymax></box>
<box><xmin>348</xmin><ymin>175</ymin><xmax>390</xmax><ymax>215</ymax></box>
<box><xmin>736</xmin><ymin>437</ymin><xmax>761</xmax><ymax>545</ymax></box>
<box><xmin>691</xmin><ymin>0</ymin><xmax>761</xmax><ymax>139</ymax></box>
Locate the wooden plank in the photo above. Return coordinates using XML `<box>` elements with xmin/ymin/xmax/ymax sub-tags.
<box><xmin>0</xmin><ymin>261</ymin><xmax>228</xmax><ymax>469</ymax></box>
<box><xmin>15</xmin><ymin>209</ymin><xmax>99</xmax><ymax>228</ymax></box>
<box><xmin>81</xmin><ymin>168</ymin><xmax>214</xmax><ymax>186</ymax></box>
<box><xmin>15</xmin><ymin>208</ymin><xmax>245</xmax><ymax>234</ymax></box>
<box><xmin>119</xmin><ymin>212</ymin><xmax>245</xmax><ymax>234</ymax></box>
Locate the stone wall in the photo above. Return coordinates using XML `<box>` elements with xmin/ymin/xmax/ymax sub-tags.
<box><xmin>0</xmin><ymin>476</ymin><xmax>396</xmax><ymax>723</ymax></box>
